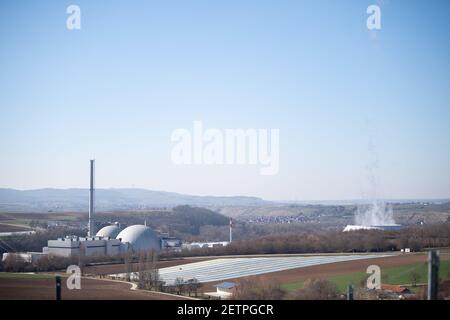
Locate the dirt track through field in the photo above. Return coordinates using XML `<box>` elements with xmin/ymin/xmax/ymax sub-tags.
<box><xmin>0</xmin><ymin>223</ymin><xmax>31</xmax><ymax>232</ymax></box>
<box><xmin>0</xmin><ymin>276</ymin><xmax>190</xmax><ymax>300</ymax></box>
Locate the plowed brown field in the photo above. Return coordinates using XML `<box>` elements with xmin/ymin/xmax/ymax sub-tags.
<box><xmin>0</xmin><ymin>276</ymin><xmax>189</xmax><ymax>300</ymax></box>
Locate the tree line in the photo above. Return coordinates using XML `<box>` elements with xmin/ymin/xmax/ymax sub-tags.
<box><xmin>162</xmin><ymin>223</ymin><xmax>450</xmax><ymax>258</ymax></box>
<box><xmin>0</xmin><ymin>226</ymin><xmax>85</xmax><ymax>255</ymax></box>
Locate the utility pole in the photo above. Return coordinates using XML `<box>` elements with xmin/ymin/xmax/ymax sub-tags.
<box><xmin>428</xmin><ymin>249</ymin><xmax>440</xmax><ymax>300</ymax></box>
<box><xmin>347</xmin><ymin>285</ymin><xmax>354</xmax><ymax>300</ymax></box>
<box><xmin>56</xmin><ymin>275</ymin><xmax>62</xmax><ymax>300</ymax></box>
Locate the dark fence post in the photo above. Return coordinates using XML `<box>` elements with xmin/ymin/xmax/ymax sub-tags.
<box><xmin>56</xmin><ymin>275</ymin><xmax>62</xmax><ymax>301</ymax></box>
<box><xmin>347</xmin><ymin>285</ymin><xmax>354</xmax><ymax>300</ymax></box>
<box><xmin>427</xmin><ymin>249</ymin><xmax>439</xmax><ymax>300</ymax></box>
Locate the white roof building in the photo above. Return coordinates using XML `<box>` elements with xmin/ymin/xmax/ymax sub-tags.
<box><xmin>205</xmin><ymin>282</ymin><xmax>237</xmax><ymax>299</ymax></box>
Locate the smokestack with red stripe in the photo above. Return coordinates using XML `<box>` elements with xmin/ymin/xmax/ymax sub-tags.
<box><xmin>229</xmin><ymin>217</ymin><xmax>233</xmax><ymax>243</ymax></box>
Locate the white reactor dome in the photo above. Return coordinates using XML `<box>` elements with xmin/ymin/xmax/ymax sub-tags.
<box><xmin>96</xmin><ymin>225</ymin><xmax>122</xmax><ymax>238</ymax></box>
<box><xmin>116</xmin><ymin>225</ymin><xmax>161</xmax><ymax>252</ymax></box>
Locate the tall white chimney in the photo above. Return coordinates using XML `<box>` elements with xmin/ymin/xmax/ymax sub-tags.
<box><xmin>88</xmin><ymin>159</ymin><xmax>95</xmax><ymax>237</ymax></box>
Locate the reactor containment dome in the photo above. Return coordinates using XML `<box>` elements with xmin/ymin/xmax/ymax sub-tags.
<box><xmin>96</xmin><ymin>224</ymin><xmax>122</xmax><ymax>238</ymax></box>
<box><xmin>116</xmin><ymin>224</ymin><xmax>161</xmax><ymax>252</ymax></box>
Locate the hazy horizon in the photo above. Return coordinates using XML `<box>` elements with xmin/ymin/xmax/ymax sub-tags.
<box><xmin>0</xmin><ymin>186</ymin><xmax>448</xmax><ymax>204</ymax></box>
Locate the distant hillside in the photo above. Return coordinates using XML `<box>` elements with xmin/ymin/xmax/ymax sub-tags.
<box><xmin>97</xmin><ymin>205</ymin><xmax>230</xmax><ymax>237</ymax></box>
<box><xmin>0</xmin><ymin>188</ymin><xmax>270</xmax><ymax>212</ymax></box>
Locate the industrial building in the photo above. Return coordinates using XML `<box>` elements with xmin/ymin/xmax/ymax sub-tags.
<box><xmin>44</xmin><ymin>236</ymin><xmax>122</xmax><ymax>257</ymax></box>
<box><xmin>2</xmin><ymin>252</ymin><xmax>47</xmax><ymax>263</ymax></box>
<box><xmin>205</xmin><ymin>282</ymin><xmax>237</xmax><ymax>299</ymax></box>
<box><xmin>343</xmin><ymin>224</ymin><xmax>403</xmax><ymax>232</ymax></box>
<box><xmin>160</xmin><ymin>234</ymin><xmax>183</xmax><ymax>250</ymax></box>
<box><xmin>182</xmin><ymin>241</ymin><xmax>230</xmax><ymax>250</ymax></box>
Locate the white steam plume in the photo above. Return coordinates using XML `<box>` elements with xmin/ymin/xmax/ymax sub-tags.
<box><xmin>355</xmin><ymin>119</ymin><xmax>396</xmax><ymax>226</ymax></box>
<box><xmin>355</xmin><ymin>200</ymin><xmax>395</xmax><ymax>226</ymax></box>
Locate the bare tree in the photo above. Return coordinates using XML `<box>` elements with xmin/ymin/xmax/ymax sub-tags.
<box><xmin>189</xmin><ymin>278</ymin><xmax>202</xmax><ymax>297</ymax></box>
<box><xmin>138</xmin><ymin>252</ymin><xmax>148</xmax><ymax>289</ymax></box>
<box><xmin>409</xmin><ymin>270</ymin><xmax>420</xmax><ymax>287</ymax></box>
<box><xmin>185</xmin><ymin>278</ymin><xmax>202</xmax><ymax>297</ymax></box>
<box><xmin>148</xmin><ymin>250</ymin><xmax>160</xmax><ymax>290</ymax></box>
<box><xmin>232</xmin><ymin>276</ymin><xmax>285</xmax><ymax>300</ymax></box>
<box><xmin>124</xmin><ymin>251</ymin><xmax>133</xmax><ymax>282</ymax></box>
<box><xmin>174</xmin><ymin>277</ymin><xmax>185</xmax><ymax>295</ymax></box>
<box><xmin>2</xmin><ymin>254</ymin><xmax>27</xmax><ymax>272</ymax></box>
<box><xmin>137</xmin><ymin>250</ymin><xmax>161</xmax><ymax>291</ymax></box>
<box><xmin>288</xmin><ymin>279</ymin><xmax>340</xmax><ymax>300</ymax></box>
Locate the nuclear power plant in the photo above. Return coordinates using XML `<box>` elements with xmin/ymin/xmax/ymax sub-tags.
<box><xmin>2</xmin><ymin>160</ymin><xmax>230</xmax><ymax>262</ymax></box>
<box><xmin>5</xmin><ymin>160</ymin><xmax>181</xmax><ymax>261</ymax></box>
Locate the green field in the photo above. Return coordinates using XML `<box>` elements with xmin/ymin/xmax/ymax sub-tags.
<box><xmin>0</xmin><ymin>219</ymin><xmax>34</xmax><ymax>228</ymax></box>
<box><xmin>0</xmin><ymin>212</ymin><xmax>81</xmax><ymax>228</ymax></box>
<box><xmin>282</xmin><ymin>260</ymin><xmax>450</xmax><ymax>293</ymax></box>
<box><xmin>0</xmin><ymin>272</ymin><xmax>54</xmax><ymax>279</ymax></box>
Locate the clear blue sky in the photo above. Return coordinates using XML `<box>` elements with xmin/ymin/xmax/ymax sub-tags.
<box><xmin>0</xmin><ymin>0</ymin><xmax>449</xmax><ymax>200</ymax></box>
